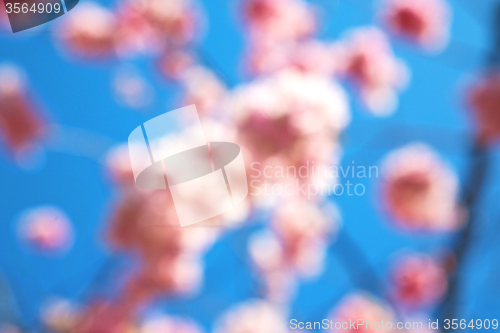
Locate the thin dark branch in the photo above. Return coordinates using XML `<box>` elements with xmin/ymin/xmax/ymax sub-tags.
<box><xmin>488</xmin><ymin>5</ymin><xmax>500</xmax><ymax>67</ymax></box>
<box><xmin>439</xmin><ymin>140</ymin><xmax>489</xmax><ymax>330</ymax></box>
<box><xmin>439</xmin><ymin>2</ymin><xmax>500</xmax><ymax>325</ymax></box>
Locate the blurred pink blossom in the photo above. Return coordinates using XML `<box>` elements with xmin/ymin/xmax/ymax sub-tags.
<box><xmin>73</xmin><ymin>301</ymin><xmax>134</xmax><ymax>333</ymax></box>
<box><xmin>226</xmin><ymin>69</ymin><xmax>349</xmax><ymax>200</ymax></box>
<box><xmin>0</xmin><ymin>64</ymin><xmax>45</xmax><ymax>155</ymax></box>
<box><xmin>466</xmin><ymin>72</ymin><xmax>500</xmax><ymax>145</ymax></box>
<box><xmin>57</xmin><ymin>3</ymin><xmax>117</xmax><ymax>58</ymax></box>
<box><xmin>108</xmin><ymin>189</ymin><xmax>217</xmax><ymax>258</ymax></box>
<box><xmin>107</xmin><ymin>189</ymin><xmax>180</xmax><ymax>253</ymax></box>
<box><xmin>270</xmin><ymin>198</ymin><xmax>335</xmax><ymax>244</ymax></box>
<box><xmin>249</xmin><ymin>199</ymin><xmax>336</xmax><ymax>301</ymax></box>
<box><xmin>337</xmin><ymin>27</ymin><xmax>408</xmax><ymax>115</ymax></box>
<box><xmin>245</xmin><ymin>41</ymin><xmax>336</xmax><ymax>76</ymax></box>
<box><xmin>213</xmin><ymin>299</ymin><xmax>289</xmax><ymax>333</ymax></box>
<box><xmin>117</xmin><ymin>0</ymin><xmax>200</xmax><ymax>52</ymax></box>
<box><xmin>287</xmin><ymin>41</ymin><xmax>338</xmax><ymax>75</ymax></box>
<box><xmin>244</xmin><ymin>42</ymin><xmax>290</xmax><ymax>76</ymax></box>
<box><xmin>380</xmin><ymin>0</ymin><xmax>451</xmax><ymax>51</ymax></box>
<box><xmin>380</xmin><ymin>143</ymin><xmax>461</xmax><ymax>231</ymax></box>
<box><xmin>58</xmin><ymin>0</ymin><xmax>201</xmax><ymax>58</ymax></box>
<box><xmin>17</xmin><ymin>206</ymin><xmax>74</xmax><ymax>253</ymax></box>
<box><xmin>107</xmin><ymin>188</ymin><xmax>218</xmax><ymax>299</ymax></box>
<box><xmin>391</xmin><ymin>253</ymin><xmax>448</xmax><ymax>308</ymax></box>
<box><xmin>329</xmin><ymin>293</ymin><xmax>395</xmax><ymax>333</ymax></box>
<box><xmin>242</xmin><ymin>0</ymin><xmax>316</xmax><ymax>46</ymax></box>
<box><xmin>114</xmin><ymin>2</ymin><xmax>165</xmax><ymax>56</ymax></box>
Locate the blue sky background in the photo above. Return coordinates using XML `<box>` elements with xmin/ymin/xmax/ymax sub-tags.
<box><xmin>1</xmin><ymin>0</ymin><xmax>500</xmax><ymax>331</ymax></box>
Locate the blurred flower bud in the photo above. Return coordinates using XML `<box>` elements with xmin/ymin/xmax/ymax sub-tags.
<box><xmin>0</xmin><ymin>64</ymin><xmax>45</xmax><ymax>156</ymax></box>
<box><xmin>380</xmin><ymin>0</ymin><xmax>451</xmax><ymax>51</ymax></box>
<box><xmin>390</xmin><ymin>253</ymin><xmax>448</xmax><ymax>308</ymax></box>
<box><xmin>249</xmin><ymin>199</ymin><xmax>336</xmax><ymax>302</ymax></box>
<box><xmin>226</xmin><ymin>69</ymin><xmax>349</xmax><ymax>201</ymax></box>
<box><xmin>17</xmin><ymin>206</ymin><xmax>74</xmax><ymax>253</ymax></box>
<box><xmin>242</xmin><ymin>0</ymin><xmax>316</xmax><ymax>45</ymax></box>
<box><xmin>380</xmin><ymin>143</ymin><xmax>461</xmax><ymax>231</ymax></box>
<box><xmin>338</xmin><ymin>27</ymin><xmax>408</xmax><ymax>115</ymax></box>
<box><xmin>57</xmin><ymin>2</ymin><xmax>117</xmax><ymax>58</ymax></box>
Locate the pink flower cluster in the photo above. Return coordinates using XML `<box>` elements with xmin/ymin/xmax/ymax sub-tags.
<box><xmin>242</xmin><ymin>0</ymin><xmax>316</xmax><ymax>46</ymax></box>
<box><xmin>0</xmin><ymin>64</ymin><xmax>45</xmax><ymax>155</ymax></box>
<box><xmin>390</xmin><ymin>253</ymin><xmax>448</xmax><ymax>309</ymax></box>
<box><xmin>227</xmin><ymin>69</ymin><xmax>349</xmax><ymax>200</ymax></box>
<box><xmin>57</xmin><ymin>3</ymin><xmax>117</xmax><ymax>58</ymax></box>
<box><xmin>57</xmin><ymin>0</ymin><xmax>200</xmax><ymax>58</ymax></box>
<box><xmin>40</xmin><ymin>181</ymin><xmax>217</xmax><ymax>331</ymax></box>
<box><xmin>249</xmin><ymin>198</ymin><xmax>336</xmax><ymax>302</ymax></box>
<box><xmin>380</xmin><ymin>143</ymin><xmax>461</xmax><ymax>231</ymax></box>
<box><xmin>335</xmin><ymin>27</ymin><xmax>409</xmax><ymax>115</ymax></box>
<box><xmin>107</xmin><ymin>188</ymin><xmax>218</xmax><ymax>302</ymax></box>
<box><xmin>247</xmin><ymin>40</ymin><xmax>338</xmax><ymax>77</ymax></box>
<box><xmin>379</xmin><ymin>0</ymin><xmax>451</xmax><ymax>51</ymax></box>
<box><xmin>98</xmin><ymin>111</ymin><xmax>255</xmax><ymax>326</ymax></box>
<box><xmin>240</xmin><ymin>0</ymin><xmax>411</xmax><ymax>115</ymax></box>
